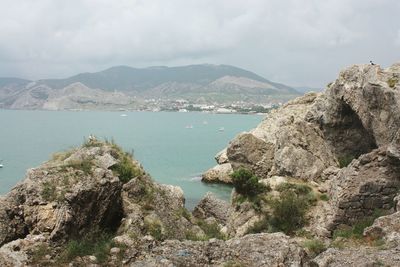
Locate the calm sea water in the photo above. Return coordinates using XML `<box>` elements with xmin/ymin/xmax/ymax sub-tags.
<box><xmin>0</xmin><ymin>110</ymin><xmax>262</xmax><ymax>208</ymax></box>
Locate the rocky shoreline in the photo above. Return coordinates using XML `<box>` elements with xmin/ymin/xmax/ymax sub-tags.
<box><xmin>1</xmin><ymin>63</ymin><xmax>400</xmax><ymax>266</ymax></box>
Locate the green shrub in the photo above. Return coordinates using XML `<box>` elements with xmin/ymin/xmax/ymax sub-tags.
<box><xmin>275</xmin><ymin>182</ymin><xmax>312</xmax><ymax>195</ymax></box>
<box><xmin>41</xmin><ymin>182</ymin><xmax>57</xmax><ymax>201</ymax></box>
<box><xmin>269</xmin><ymin>191</ymin><xmax>308</xmax><ymax>234</ymax></box>
<box><xmin>184</xmin><ymin>230</ymin><xmax>207</xmax><ymax>241</ymax></box>
<box><xmin>275</xmin><ymin>182</ymin><xmax>317</xmax><ymax>206</ymax></box>
<box><xmin>387</xmin><ymin>77</ymin><xmax>398</xmax><ymax>88</ymax></box>
<box><xmin>67</xmin><ymin>158</ymin><xmax>94</xmax><ymax>175</ymax></box>
<box><xmin>175</xmin><ymin>207</ymin><xmax>192</xmax><ymax>221</ymax></box>
<box><xmin>82</xmin><ymin>137</ymin><xmax>103</xmax><ymax>148</ymax></box>
<box><xmin>59</xmin><ymin>230</ymin><xmax>113</xmax><ymax>264</ymax></box>
<box><xmin>303</xmin><ymin>239</ymin><xmax>326</xmax><ymax>257</ymax></box>
<box><xmin>230</xmin><ymin>168</ymin><xmax>269</xmax><ymax>197</ymax></box>
<box><xmin>144</xmin><ymin>219</ymin><xmax>164</xmax><ymax>241</ymax></box>
<box><xmin>246</xmin><ymin>216</ymin><xmax>270</xmax><ymax>234</ymax></box>
<box><xmin>333</xmin><ymin>210</ymin><xmax>387</xmax><ymax>240</ymax></box>
<box><xmin>338</xmin><ymin>155</ymin><xmax>354</xmax><ymax>168</ymax></box>
<box><xmin>319</xmin><ymin>193</ymin><xmax>329</xmax><ymax>201</ymax></box>
<box><xmin>197</xmin><ymin>219</ymin><xmax>226</xmax><ymax>240</ymax></box>
<box><xmin>110</xmin><ymin>148</ymin><xmax>141</xmax><ymax>184</ymax></box>
<box><xmin>30</xmin><ymin>244</ymin><xmax>51</xmax><ymax>265</ymax></box>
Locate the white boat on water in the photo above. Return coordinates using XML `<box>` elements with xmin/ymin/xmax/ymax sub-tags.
<box><xmin>185</xmin><ymin>125</ymin><xmax>193</xmax><ymax>129</ymax></box>
<box><xmin>0</xmin><ymin>160</ymin><xmax>3</xmax><ymax>168</ymax></box>
<box><xmin>218</xmin><ymin>127</ymin><xmax>225</xmax><ymax>132</ymax></box>
<box><xmin>120</xmin><ymin>114</ymin><xmax>128</xmax><ymax>117</ymax></box>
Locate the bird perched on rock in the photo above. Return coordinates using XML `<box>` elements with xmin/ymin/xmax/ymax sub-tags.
<box><xmin>370</xmin><ymin>60</ymin><xmax>375</xmax><ymax>65</ymax></box>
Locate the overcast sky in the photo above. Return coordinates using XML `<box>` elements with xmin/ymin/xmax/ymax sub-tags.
<box><xmin>0</xmin><ymin>0</ymin><xmax>399</xmax><ymax>87</ymax></box>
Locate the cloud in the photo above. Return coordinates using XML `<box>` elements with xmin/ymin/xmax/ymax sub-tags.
<box><xmin>0</xmin><ymin>0</ymin><xmax>399</xmax><ymax>87</ymax></box>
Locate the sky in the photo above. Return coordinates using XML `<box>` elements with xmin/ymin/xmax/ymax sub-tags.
<box><xmin>0</xmin><ymin>0</ymin><xmax>399</xmax><ymax>88</ymax></box>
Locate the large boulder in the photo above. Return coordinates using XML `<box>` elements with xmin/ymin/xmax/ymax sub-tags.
<box><xmin>119</xmin><ymin>173</ymin><xmax>195</xmax><ymax>240</ymax></box>
<box><xmin>0</xmin><ymin>143</ymin><xmax>131</xmax><ymax>245</ymax></box>
<box><xmin>364</xmin><ymin>211</ymin><xmax>400</xmax><ymax>246</ymax></box>
<box><xmin>227</xmin><ymin>133</ymin><xmax>275</xmax><ymax>178</ymax></box>
<box><xmin>130</xmin><ymin>233</ymin><xmax>307</xmax><ymax>267</ymax></box>
<box><xmin>205</xmin><ymin>63</ymin><xmax>400</xmax><ymax>184</ymax></box>
<box><xmin>192</xmin><ymin>192</ymin><xmax>230</xmax><ymax>224</ymax></box>
<box><xmin>325</xmin><ymin>147</ymin><xmax>400</xmax><ymax>231</ymax></box>
<box><xmin>309</xmin><ymin>63</ymin><xmax>400</xmax><ymax>159</ymax></box>
<box><xmin>202</xmin><ymin>163</ymin><xmax>233</xmax><ymax>184</ymax></box>
<box><xmin>204</xmin><ymin>92</ymin><xmax>337</xmax><ymax>182</ymax></box>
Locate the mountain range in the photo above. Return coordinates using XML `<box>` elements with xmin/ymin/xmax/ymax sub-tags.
<box><xmin>0</xmin><ymin>64</ymin><xmax>301</xmax><ymax>110</ymax></box>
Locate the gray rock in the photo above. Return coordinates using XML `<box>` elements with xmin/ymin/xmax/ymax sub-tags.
<box><xmin>311</xmin><ymin>247</ymin><xmax>400</xmax><ymax>267</ymax></box>
<box><xmin>215</xmin><ymin>148</ymin><xmax>229</xmax><ymax>164</ymax></box>
<box><xmin>193</xmin><ymin>192</ymin><xmax>230</xmax><ymax>224</ymax></box>
<box><xmin>202</xmin><ymin>163</ymin><xmax>233</xmax><ymax>184</ymax></box>
<box><xmin>131</xmin><ymin>233</ymin><xmax>307</xmax><ymax>267</ymax></box>
<box><xmin>325</xmin><ymin>147</ymin><xmax>400</xmax><ymax>231</ymax></box>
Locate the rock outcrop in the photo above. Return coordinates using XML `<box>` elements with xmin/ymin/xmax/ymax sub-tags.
<box><xmin>0</xmin><ymin>140</ymin><xmax>199</xmax><ymax>266</ymax></box>
<box><xmin>192</xmin><ymin>192</ymin><xmax>230</xmax><ymax>224</ymax></box>
<box><xmin>311</xmin><ymin>247</ymin><xmax>400</xmax><ymax>267</ymax></box>
<box><xmin>201</xmin><ymin>163</ymin><xmax>233</xmax><ymax>183</ymax></box>
<box><xmin>204</xmin><ymin>63</ymin><xmax>400</xmax><ymax>184</ymax></box>
<box><xmin>324</xmin><ymin>147</ymin><xmax>400</xmax><ymax>231</ymax></box>
<box><xmin>199</xmin><ymin>63</ymin><xmax>400</xmax><ymax>265</ymax></box>
<box><xmin>129</xmin><ymin>233</ymin><xmax>307</xmax><ymax>267</ymax></box>
<box><xmin>204</xmin><ymin>92</ymin><xmax>338</xmax><ymax>183</ymax></box>
<box><xmin>0</xmin><ymin>143</ymin><xmax>127</xmax><ymax>245</ymax></box>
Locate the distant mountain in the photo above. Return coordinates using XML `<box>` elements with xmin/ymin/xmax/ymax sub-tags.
<box><xmin>0</xmin><ymin>64</ymin><xmax>300</xmax><ymax>110</ymax></box>
<box><xmin>0</xmin><ymin>77</ymin><xmax>31</xmax><ymax>87</ymax></box>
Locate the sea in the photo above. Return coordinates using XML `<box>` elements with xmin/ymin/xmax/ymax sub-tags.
<box><xmin>0</xmin><ymin>110</ymin><xmax>262</xmax><ymax>209</ymax></box>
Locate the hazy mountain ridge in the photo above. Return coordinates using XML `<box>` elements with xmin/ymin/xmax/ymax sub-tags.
<box><xmin>0</xmin><ymin>64</ymin><xmax>300</xmax><ymax>110</ymax></box>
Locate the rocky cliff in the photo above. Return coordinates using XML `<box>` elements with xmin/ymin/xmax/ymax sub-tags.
<box><xmin>1</xmin><ymin>63</ymin><xmax>400</xmax><ymax>266</ymax></box>
<box><xmin>199</xmin><ymin>63</ymin><xmax>400</xmax><ymax>266</ymax></box>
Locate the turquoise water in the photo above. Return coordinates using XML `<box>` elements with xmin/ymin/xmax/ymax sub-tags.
<box><xmin>0</xmin><ymin>110</ymin><xmax>262</xmax><ymax>208</ymax></box>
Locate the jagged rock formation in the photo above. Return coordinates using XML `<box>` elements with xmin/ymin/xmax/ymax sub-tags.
<box><xmin>325</xmin><ymin>147</ymin><xmax>400</xmax><ymax>230</ymax></box>
<box><xmin>203</xmin><ymin>92</ymin><xmax>338</xmax><ymax>183</ymax></box>
<box><xmin>0</xmin><ymin>140</ymin><xmax>200</xmax><ymax>266</ymax></box>
<box><xmin>199</xmin><ymin>63</ymin><xmax>400</xmax><ymax>265</ymax></box>
<box><xmin>205</xmin><ymin>63</ymin><xmax>400</xmax><ymax>183</ymax></box>
<box><xmin>192</xmin><ymin>192</ymin><xmax>230</xmax><ymax>224</ymax></box>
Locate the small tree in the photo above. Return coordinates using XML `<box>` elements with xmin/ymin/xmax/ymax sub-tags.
<box><xmin>230</xmin><ymin>168</ymin><xmax>267</xmax><ymax>197</ymax></box>
<box><xmin>270</xmin><ymin>191</ymin><xmax>307</xmax><ymax>234</ymax></box>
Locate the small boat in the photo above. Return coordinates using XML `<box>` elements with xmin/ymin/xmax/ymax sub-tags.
<box><xmin>185</xmin><ymin>125</ymin><xmax>193</xmax><ymax>129</ymax></box>
<box><xmin>0</xmin><ymin>160</ymin><xmax>3</xmax><ymax>168</ymax></box>
<box><xmin>120</xmin><ymin>114</ymin><xmax>128</xmax><ymax>117</ymax></box>
<box><xmin>218</xmin><ymin>127</ymin><xmax>225</xmax><ymax>132</ymax></box>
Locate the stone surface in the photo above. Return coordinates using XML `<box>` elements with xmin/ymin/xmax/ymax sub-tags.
<box><xmin>325</xmin><ymin>147</ymin><xmax>400</xmax><ymax>230</ymax></box>
<box><xmin>364</xmin><ymin>211</ymin><xmax>400</xmax><ymax>245</ymax></box>
<box><xmin>130</xmin><ymin>233</ymin><xmax>307</xmax><ymax>267</ymax></box>
<box><xmin>192</xmin><ymin>192</ymin><xmax>230</xmax><ymax>224</ymax></box>
<box><xmin>215</xmin><ymin>148</ymin><xmax>229</xmax><ymax>164</ymax></box>
<box><xmin>311</xmin><ymin>247</ymin><xmax>400</xmax><ymax>267</ymax></box>
<box><xmin>119</xmin><ymin>173</ymin><xmax>196</xmax><ymax>241</ymax></box>
<box><xmin>0</xmin><ymin>144</ymin><xmax>127</xmax><ymax>245</ymax></box>
<box><xmin>202</xmin><ymin>163</ymin><xmax>233</xmax><ymax>184</ymax></box>
<box><xmin>205</xmin><ymin>92</ymin><xmax>337</xmax><ymax>182</ymax></box>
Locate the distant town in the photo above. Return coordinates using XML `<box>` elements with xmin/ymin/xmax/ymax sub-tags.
<box><xmin>122</xmin><ymin>98</ymin><xmax>282</xmax><ymax>114</ymax></box>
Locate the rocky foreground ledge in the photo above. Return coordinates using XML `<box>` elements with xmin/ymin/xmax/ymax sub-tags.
<box><xmin>1</xmin><ymin>63</ymin><xmax>400</xmax><ymax>266</ymax></box>
<box><xmin>0</xmin><ymin>139</ymin><xmax>310</xmax><ymax>266</ymax></box>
